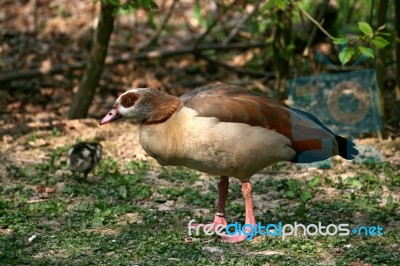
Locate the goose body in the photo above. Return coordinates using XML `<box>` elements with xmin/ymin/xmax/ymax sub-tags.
<box><xmin>140</xmin><ymin>106</ymin><xmax>295</xmax><ymax>178</ymax></box>
<box><xmin>100</xmin><ymin>83</ymin><xmax>358</xmax><ymax>243</ymax></box>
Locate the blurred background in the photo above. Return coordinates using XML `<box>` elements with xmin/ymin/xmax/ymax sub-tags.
<box><xmin>0</xmin><ymin>0</ymin><xmax>399</xmax><ymax>134</ymax></box>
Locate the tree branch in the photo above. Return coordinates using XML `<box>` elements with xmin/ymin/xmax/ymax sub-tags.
<box><xmin>200</xmin><ymin>54</ymin><xmax>274</xmax><ymax>78</ymax></box>
<box><xmin>375</xmin><ymin>0</ymin><xmax>389</xmax><ymax>138</ymax></box>
<box><xmin>395</xmin><ymin>0</ymin><xmax>400</xmax><ymax>100</ymax></box>
<box><xmin>222</xmin><ymin>0</ymin><xmax>263</xmax><ymax>46</ymax></box>
<box><xmin>0</xmin><ymin>42</ymin><xmax>267</xmax><ymax>83</ymax></box>
<box><xmin>303</xmin><ymin>0</ymin><xmax>330</xmax><ymax>56</ymax></box>
<box><xmin>292</xmin><ymin>0</ymin><xmax>334</xmax><ymax>40</ymax></box>
<box><xmin>137</xmin><ymin>0</ymin><xmax>178</xmax><ymax>51</ymax></box>
<box><xmin>194</xmin><ymin>0</ymin><xmax>239</xmax><ymax>47</ymax></box>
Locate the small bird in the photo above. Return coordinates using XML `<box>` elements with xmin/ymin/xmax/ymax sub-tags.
<box><xmin>99</xmin><ymin>83</ymin><xmax>358</xmax><ymax>243</ymax></box>
<box><xmin>67</xmin><ymin>142</ymin><xmax>102</xmax><ymax>178</ymax></box>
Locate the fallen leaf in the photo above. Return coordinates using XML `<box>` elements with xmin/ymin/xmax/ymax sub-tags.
<box><xmin>35</xmin><ymin>186</ymin><xmax>56</xmax><ymax>193</ymax></box>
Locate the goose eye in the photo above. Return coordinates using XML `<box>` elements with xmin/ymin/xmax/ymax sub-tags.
<box><xmin>120</xmin><ymin>92</ymin><xmax>138</xmax><ymax>107</ymax></box>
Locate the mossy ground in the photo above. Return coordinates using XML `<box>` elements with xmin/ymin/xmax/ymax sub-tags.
<box><xmin>1</xmin><ymin>130</ymin><xmax>399</xmax><ymax>265</ymax></box>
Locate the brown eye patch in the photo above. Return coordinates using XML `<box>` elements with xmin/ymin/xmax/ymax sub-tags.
<box><xmin>120</xmin><ymin>92</ymin><xmax>139</xmax><ymax>108</ymax></box>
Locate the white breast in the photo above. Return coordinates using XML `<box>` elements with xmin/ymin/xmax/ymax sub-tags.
<box><xmin>139</xmin><ymin>106</ymin><xmax>296</xmax><ymax>179</ymax></box>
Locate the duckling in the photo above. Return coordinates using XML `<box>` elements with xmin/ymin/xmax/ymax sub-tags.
<box><xmin>67</xmin><ymin>142</ymin><xmax>102</xmax><ymax>178</ymax></box>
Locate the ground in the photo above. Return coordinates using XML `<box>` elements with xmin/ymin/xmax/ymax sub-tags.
<box><xmin>0</xmin><ymin>119</ymin><xmax>399</xmax><ymax>265</ymax></box>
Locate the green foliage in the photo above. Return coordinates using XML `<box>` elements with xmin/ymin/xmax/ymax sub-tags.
<box><xmin>96</xmin><ymin>157</ymin><xmax>120</xmax><ymax>176</ymax></box>
<box><xmin>262</xmin><ymin>0</ymin><xmax>290</xmax><ymax>11</ymax></box>
<box><xmin>193</xmin><ymin>1</ymin><xmax>203</xmax><ymax>27</ymax></box>
<box><xmin>51</xmin><ymin>127</ymin><xmax>62</xmax><ymax>137</ymax></box>
<box><xmin>159</xmin><ymin>166</ymin><xmax>199</xmax><ymax>183</ymax></box>
<box><xmin>1</xmin><ymin>151</ymin><xmax>399</xmax><ymax>265</ymax></box>
<box><xmin>371</xmin><ymin>36</ymin><xmax>390</xmax><ymax>49</ymax></box>
<box><xmin>105</xmin><ymin>0</ymin><xmax>157</xmax><ymax>9</ymax></box>
<box><xmin>358</xmin><ymin>22</ymin><xmax>373</xmax><ymax>37</ymax></box>
<box><xmin>358</xmin><ymin>45</ymin><xmax>375</xmax><ymax>59</ymax></box>
<box><xmin>333</xmin><ymin>21</ymin><xmax>391</xmax><ymax>65</ymax></box>
<box><xmin>138</xmin><ymin>0</ymin><xmax>158</xmax><ymax>9</ymax></box>
<box><xmin>191</xmin><ymin>1</ymin><xmax>216</xmax><ymax>30</ymax></box>
<box><xmin>104</xmin><ymin>0</ymin><xmax>158</xmax><ymax>15</ymax></box>
<box><xmin>268</xmin><ymin>177</ymin><xmax>318</xmax><ymax>204</ymax></box>
<box><xmin>384</xmin><ymin>194</ymin><xmax>394</xmax><ymax>214</ymax></box>
<box><xmin>125</xmin><ymin>160</ymin><xmax>151</xmax><ymax>172</ymax></box>
<box><xmin>336</xmin><ymin>240</ymin><xmax>400</xmax><ymax>265</ymax></box>
<box><xmin>338</xmin><ymin>47</ymin><xmax>355</xmax><ymax>65</ymax></box>
<box><xmin>91</xmin><ymin>207</ymin><xmax>113</xmax><ymax>227</ymax></box>
<box><xmin>307</xmin><ymin>175</ymin><xmax>320</xmax><ymax>188</ymax></box>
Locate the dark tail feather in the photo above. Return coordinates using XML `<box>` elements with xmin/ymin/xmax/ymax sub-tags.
<box><xmin>335</xmin><ymin>135</ymin><xmax>359</xmax><ymax>160</ymax></box>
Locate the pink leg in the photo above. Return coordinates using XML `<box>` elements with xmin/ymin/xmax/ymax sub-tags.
<box><xmin>191</xmin><ymin>176</ymin><xmax>229</xmax><ymax>230</ymax></box>
<box><xmin>214</xmin><ymin>175</ymin><xmax>229</xmax><ymax>227</ymax></box>
<box><xmin>222</xmin><ymin>179</ymin><xmax>256</xmax><ymax>243</ymax></box>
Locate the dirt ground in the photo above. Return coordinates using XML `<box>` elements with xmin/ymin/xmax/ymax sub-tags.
<box><xmin>1</xmin><ymin>117</ymin><xmax>399</xmax><ymax>214</ymax></box>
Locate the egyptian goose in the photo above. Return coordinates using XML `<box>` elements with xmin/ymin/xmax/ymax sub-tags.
<box><xmin>67</xmin><ymin>142</ymin><xmax>102</xmax><ymax>178</ymax></box>
<box><xmin>99</xmin><ymin>83</ymin><xmax>358</xmax><ymax>243</ymax></box>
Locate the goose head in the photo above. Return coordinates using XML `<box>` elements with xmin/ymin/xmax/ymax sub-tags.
<box><xmin>99</xmin><ymin>88</ymin><xmax>180</xmax><ymax>125</ymax></box>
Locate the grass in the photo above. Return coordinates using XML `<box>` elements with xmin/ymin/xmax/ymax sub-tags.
<box><xmin>0</xmin><ymin>147</ymin><xmax>399</xmax><ymax>265</ymax></box>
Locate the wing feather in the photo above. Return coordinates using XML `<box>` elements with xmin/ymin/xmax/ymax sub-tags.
<box><xmin>181</xmin><ymin>83</ymin><xmax>345</xmax><ymax>162</ymax></box>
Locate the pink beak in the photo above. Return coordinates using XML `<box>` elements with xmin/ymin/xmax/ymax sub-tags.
<box><xmin>99</xmin><ymin>107</ymin><xmax>122</xmax><ymax>125</ymax></box>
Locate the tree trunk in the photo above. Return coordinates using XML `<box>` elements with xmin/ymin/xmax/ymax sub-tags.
<box><xmin>394</xmin><ymin>0</ymin><xmax>400</xmax><ymax>100</ymax></box>
<box><xmin>68</xmin><ymin>0</ymin><xmax>117</xmax><ymax>119</ymax></box>
<box><xmin>272</xmin><ymin>8</ymin><xmax>292</xmax><ymax>99</ymax></box>
<box><xmin>375</xmin><ymin>0</ymin><xmax>388</xmax><ymax>126</ymax></box>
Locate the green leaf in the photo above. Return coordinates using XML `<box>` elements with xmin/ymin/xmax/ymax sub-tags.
<box><xmin>307</xmin><ymin>176</ymin><xmax>320</xmax><ymax>188</ymax></box>
<box><xmin>147</xmin><ymin>10</ymin><xmax>156</xmax><ymax>30</ymax></box>
<box><xmin>118</xmin><ymin>185</ymin><xmax>127</xmax><ymax>199</ymax></box>
<box><xmin>348</xmin><ymin>179</ymin><xmax>362</xmax><ymax>188</ymax></box>
<box><xmin>101</xmin><ymin>209</ymin><xmax>112</xmax><ymax>217</ymax></box>
<box><xmin>150</xmin><ymin>1</ymin><xmax>158</xmax><ymax>9</ymax></box>
<box><xmin>332</xmin><ymin>37</ymin><xmax>346</xmax><ymax>45</ymax></box>
<box><xmin>385</xmin><ymin>194</ymin><xmax>394</xmax><ymax>213</ymax></box>
<box><xmin>287</xmin><ymin>179</ymin><xmax>299</xmax><ymax>191</ymax></box>
<box><xmin>275</xmin><ymin>0</ymin><xmax>287</xmax><ymax>10</ymax></box>
<box><xmin>285</xmin><ymin>191</ymin><xmax>296</xmax><ymax>198</ymax></box>
<box><xmin>300</xmin><ymin>190</ymin><xmax>312</xmax><ymax>202</ymax></box>
<box><xmin>358</xmin><ymin>22</ymin><xmax>373</xmax><ymax>37</ymax></box>
<box><xmin>339</xmin><ymin>47</ymin><xmax>354</xmax><ymax>65</ymax></box>
<box><xmin>372</xmin><ymin>36</ymin><xmax>390</xmax><ymax>49</ymax></box>
<box><xmin>139</xmin><ymin>0</ymin><xmax>151</xmax><ymax>8</ymax></box>
<box><xmin>91</xmin><ymin>216</ymin><xmax>105</xmax><ymax>227</ymax></box>
<box><xmin>260</xmin><ymin>1</ymin><xmax>275</xmax><ymax>12</ymax></box>
<box><xmin>295</xmin><ymin>202</ymin><xmax>307</xmax><ymax>217</ymax></box>
<box><xmin>133</xmin><ymin>185</ymin><xmax>151</xmax><ymax>199</ymax></box>
<box><xmin>107</xmin><ymin>0</ymin><xmax>121</xmax><ymax>6</ymax></box>
<box><xmin>193</xmin><ymin>2</ymin><xmax>202</xmax><ymax>25</ymax></box>
<box><xmin>139</xmin><ymin>0</ymin><xmax>157</xmax><ymax>9</ymax></box>
<box><xmin>358</xmin><ymin>46</ymin><xmax>375</xmax><ymax>59</ymax></box>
